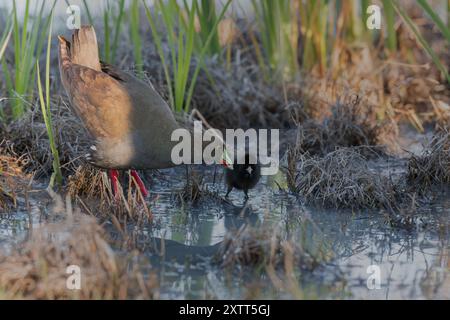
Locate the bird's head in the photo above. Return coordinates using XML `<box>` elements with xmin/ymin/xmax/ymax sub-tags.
<box><xmin>228</xmin><ymin>152</ymin><xmax>261</xmax><ymax>182</ymax></box>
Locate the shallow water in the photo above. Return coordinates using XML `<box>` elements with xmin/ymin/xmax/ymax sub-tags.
<box><xmin>115</xmin><ymin>165</ymin><xmax>450</xmax><ymax>299</ymax></box>
<box><xmin>1</xmin><ymin>164</ymin><xmax>449</xmax><ymax>299</ymax></box>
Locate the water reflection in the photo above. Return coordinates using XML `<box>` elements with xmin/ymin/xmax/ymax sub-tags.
<box><xmin>0</xmin><ymin>166</ymin><xmax>448</xmax><ymax>299</ymax></box>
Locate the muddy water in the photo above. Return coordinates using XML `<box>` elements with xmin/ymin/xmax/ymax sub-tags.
<box><xmin>1</xmin><ymin>164</ymin><xmax>449</xmax><ymax>299</ymax></box>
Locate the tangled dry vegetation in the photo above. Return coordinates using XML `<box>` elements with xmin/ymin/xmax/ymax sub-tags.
<box><xmin>0</xmin><ymin>102</ymin><xmax>90</xmax><ymax>177</ymax></box>
<box><xmin>291</xmin><ymin>97</ymin><xmax>399</xmax><ymax>156</ymax></box>
<box><xmin>177</xmin><ymin>168</ymin><xmax>225</xmax><ymax>205</ymax></box>
<box><xmin>191</xmin><ymin>55</ymin><xmax>290</xmax><ymax>129</ymax></box>
<box><xmin>406</xmin><ymin>129</ymin><xmax>450</xmax><ymax>193</ymax></box>
<box><xmin>281</xmin><ymin>32</ymin><xmax>449</xmax><ymax>211</ymax></box>
<box><xmin>387</xmin><ymin>18</ymin><xmax>450</xmax><ymax>129</ymax></box>
<box><xmin>180</xmin><ymin>171</ymin><xmax>206</xmax><ymax>204</ymax></box>
<box><xmin>66</xmin><ymin>165</ymin><xmax>154</xmax><ymax>225</ymax></box>
<box><xmin>286</xmin><ymin>126</ymin><xmax>450</xmax><ymax>210</ymax></box>
<box><xmin>295</xmin><ymin>33</ymin><xmax>450</xmax><ymax>132</ymax></box>
<box><xmin>287</xmin><ymin>147</ymin><xmax>398</xmax><ymax>210</ymax></box>
<box><xmin>0</xmin><ymin>140</ymin><xmax>32</xmax><ymax>212</ymax></box>
<box><xmin>216</xmin><ymin>223</ymin><xmax>330</xmax><ymax>271</ymax></box>
<box><xmin>215</xmin><ymin>222</ymin><xmax>335</xmax><ymax>298</ymax></box>
<box><xmin>0</xmin><ymin>212</ymin><xmax>158</xmax><ymax>299</ymax></box>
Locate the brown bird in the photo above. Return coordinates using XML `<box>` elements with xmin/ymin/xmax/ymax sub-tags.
<box><xmin>58</xmin><ymin>26</ymin><xmax>261</xmax><ymax>200</ymax></box>
<box><xmin>58</xmin><ymin>26</ymin><xmax>181</xmax><ymax>198</ymax></box>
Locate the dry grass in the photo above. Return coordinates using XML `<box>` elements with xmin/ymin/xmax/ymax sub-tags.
<box><xmin>288</xmin><ymin>45</ymin><xmax>384</xmax><ymax>121</ymax></box>
<box><xmin>180</xmin><ymin>171</ymin><xmax>206</xmax><ymax>204</ymax></box>
<box><xmin>216</xmin><ymin>224</ymin><xmax>328</xmax><ymax>271</ymax></box>
<box><xmin>191</xmin><ymin>55</ymin><xmax>289</xmax><ymax>129</ymax></box>
<box><xmin>1</xmin><ymin>102</ymin><xmax>89</xmax><ymax>177</ymax></box>
<box><xmin>0</xmin><ymin>210</ymin><xmax>158</xmax><ymax>299</ymax></box>
<box><xmin>0</xmin><ymin>211</ymin><xmax>158</xmax><ymax>299</ymax></box>
<box><xmin>0</xmin><ymin>140</ymin><xmax>32</xmax><ymax>212</ymax></box>
<box><xmin>0</xmin><ymin>187</ymin><xmax>13</xmax><ymax>211</ymax></box>
<box><xmin>286</xmin><ymin>128</ymin><xmax>450</xmax><ymax>211</ymax></box>
<box><xmin>324</xmin><ymin>97</ymin><xmax>396</xmax><ymax>152</ymax></box>
<box><xmin>386</xmin><ymin>19</ymin><xmax>450</xmax><ymax>128</ymax></box>
<box><xmin>289</xmin><ymin>36</ymin><xmax>449</xmax><ymax>134</ymax></box>
<box><xmin>406</xmin><ymin>129</ymin><xmax>450</xmax><ymax>193</ymax></box>
<box><xmin>217</xmin><ymin>221</ymin><xmax>340</xmax><ymax>299</ymax></box>
<box><xmin>287</xmin><ymin>147</ymin><xmax>398</xmax><ymax>209</ymax></box>
<box><xmin>177</xmin><ymin>169</ymin><xmax>223</xmax><ymax>205</ymax></box>
<box><xmin>292</xmin><ymin>97</ymin><xmax>399</xmax><ymax>156</ymax></box>
<box><xmin>66</xmin><ymin>165</ymin><xmax>107</xmax><ymax>200</ymax></box>
<box><xmin>67</xmin><ymin>166</ymin><xmax>153</xmax><ymax>224</ymax></box>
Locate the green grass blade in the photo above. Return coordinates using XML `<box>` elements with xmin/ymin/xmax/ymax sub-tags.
<box><xmin>143</xmin><ymin>0</ymin><xmax>175</xmax><ymax>109</ymax></box>
<box><xmin>103</xmin><ymin>3</ymin><xmax>111</xmax><ymax>63</ymax></box>
<box><xmin>382</xmin><ymin>0</ymin><xmax>397</xmax><ymax>52</ymax></box>
<box><xmin>82</xmin><ymin>0</ymin><xmax>94</xmax><ymax>25</ymax></box>
<box><xmin>393</xmin><ymin>1</ymin><xmax>450</xmax><ymax>83</ymax></box>
<box><xmin>130</xmin><ymin>0</ymin><xmax>143</xmax><ymax>77</ymax></box>
<box><xmin>184</xmin><ymin>0</ymin><xmax>232</xmax><ymax>111</ymax></box>
<box><xmin>36</xmin><ymin>12</ymin><xmax>62</xmax><ymax>186</ymax></box>
<box><xmin>111</xmin><ymin>0</ymin><xmax>126</xmax><ymax>63</ymax></box>
<box><xmin>0</xmin><ymin>26</ymin><xmax>12</xmax><ymax>61</ymax></box>
<box><xmin>417</xmin><ymin>0</ymin><xmax>450</xmax><ymax>43</ymax></box>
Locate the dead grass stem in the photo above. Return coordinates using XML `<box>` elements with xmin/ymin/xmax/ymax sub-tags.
<box><xmin>216</xmin><ymin>224</ymin><xmax>328</xmax><ymax>272</ymax></box>
<box><xmin>287</xmin><ymin>147</ymin><xmax>398</xmax><ymax>210</ymax></box>
<box><xmin>292</xmin><ymin>96</ymin><xmax>399</xmax><ymax>156</ymax></box>
<box><xmin>406</xmin><ymin>129</ymin><xmax>450</xmax><ymax>193</ymax></box>
<box><xmin>0</xmin><ymin>210</ymin><xmax>158</xmax><ymax>299</ymax></box>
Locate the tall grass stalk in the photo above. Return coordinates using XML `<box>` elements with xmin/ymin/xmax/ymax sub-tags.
<box><xmin>299</xmin><ymin>0</ymin><xmax>329</xmax><ymax>75</ymax></box>
<box><xmin>0</xmin><ymin>22</ymin><xmax>12</xmax><ymax>62</ymax></box>
<box><xmin>111</xmin><ymin>0</ymin><xmax>126</xmax><ymax>63</ymax></box>
<box><xmin>81</xmin><ymin>0</ymin><xmax>94</xmax><ymax>26</ymax></box>
<box><xmin>130</xmin><ymin>0</ymin><xmax>143</xmax><ymax>77</ymax></box>
<box><xmin>102</xmin><ymin>0</ymin><xmax>126</xmax><ymax>64</ymax></box>
<box><xmin>382</xmin><ymin>0</ymin><xmax>397</xmax><ymax>52</ymax></box>
<box><xmin>361</xmin><ymin>0</ymin><xmax>370</xmax><ymax>28</ymax></box>
<box><xmin>342</xmin><ymin>0</ymin><xmax>363</xmax><ymax>41</ymax></box>
<box><xmin>417</xmin><ymin>0</ymin><xmax>450</xmax><ymax>43</ymax></box>
<box><xmin>392</xmin><ymin>1</ymin><xmax>450</xmax><ymax>84</ymax></box>
<box><xmin>1</xmin><ymin>0</ymin><xmax>54</xmax><ymax>120</ymax></box>
<box><xmin>103</xmin><ymin>1</ymin><xmax>111</xmax><ymax>63</ymax></box>
<box><xmin>81</xmin><ymin>0</ymin><xmax>126</xmax><ymax>65</ymax></box>
<box><xmin>0</xmin><ymin>18</ymin><xmax>12</xmax><ymax>120</ymax></box>
<box><xmin>143</xmin><ymin>0</ymin><xmax>231</xmax><ymax>112</ymax></box>
<box><xmin>36</xmin><ymin>14</ymin><xmax>62</xmax><ymax>187</ymax></box>
<box><xmin>193</xmin><ymin>0</ymin><xmax>221</xmax><ymax>57</ymax></box>
<box><xmin>360</xmin><ymin>0</ymin><xmax>376</xmax><ymax>41</ymax></box>
<box><xmin>252</xmin><ymin>0</ymin><xmax>300</xmax><ymax>80</ymax></box>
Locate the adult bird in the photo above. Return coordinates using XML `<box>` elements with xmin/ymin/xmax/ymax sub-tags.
<box><xmin>58</xmin><ymin>26</ymin><xmax>182</xmax><ymax>198</ymax></box>
<box><xmin>58</xmin><ymin>26</ymin><xmax>260</xmax><ymax>199</ymax></box>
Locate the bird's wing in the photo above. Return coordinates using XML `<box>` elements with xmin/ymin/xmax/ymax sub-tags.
<box><xmin>62</xmin><ymin>61</ymin><xmax>179</xmax><ymax>144</ymax></box>
<box><xmin>100</xmin><ymin>61</ymin><xmax>126</xmax><ymax>82</ymax></box>
<box><xmin>61</xmin><ymin>62</ymin><xmax>134</xmax><ymax>139</ymax></box>
<box><xmin>99</xmin><ymin>63</ymin><xmax>179</xmax><ymax>137</ymax></box>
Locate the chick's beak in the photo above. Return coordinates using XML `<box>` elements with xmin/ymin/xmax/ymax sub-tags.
<box><xmin>221</xmin><ymin>148</ymin><xmax>233</xmax><ymax>169</ymax></box>
<box><xmin>220</xmin><ymin>159</ymin><xmax>233</xmax><ymax>170</ymax></box>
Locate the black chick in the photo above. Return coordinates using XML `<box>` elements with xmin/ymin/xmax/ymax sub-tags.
<box><xmin>225</xmin><ymin>152</ymin><xmax>261</xmax><ymax>200</ymax></box>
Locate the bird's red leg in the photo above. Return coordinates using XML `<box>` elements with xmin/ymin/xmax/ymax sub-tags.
<box><xmin>130</xmin><ymin>170</ymin><xmax>149</xmax><ymax>198</ymax></box>
<box><xmin>108</xmin><ymin>169</ymin><xmax>120</xmax><ymax>200</ymax></box>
